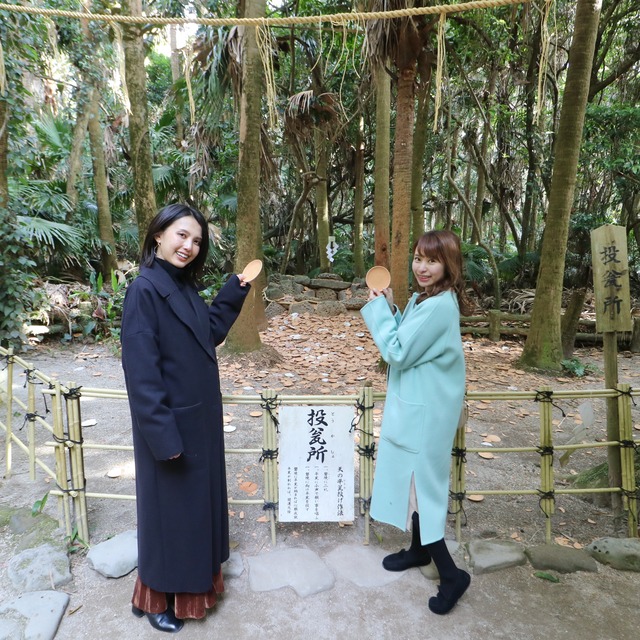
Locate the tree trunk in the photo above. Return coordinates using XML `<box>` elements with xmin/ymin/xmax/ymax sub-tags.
<box><xmin>410</xmin><ymin>73</ymin><xmax>431</xmax><ymax>242</ymax></box>
<box><xmin>87</xmin><ymin>92</ymin><xmax>118</xmax><ymax>278</ymax></box>
<box><xmin>471</xmin><ymin>68</ymin><xmax>496</xmax><ymax>244</ymax></box>
<box><xmin>169</xmin><ymin>25</ymin><xmax>185</xmax><ymax>146</ymax></box>
<box><xmin>353</xmin><ymin>115</ymin><xmax>366</xmax><ymax>278</ymax></box>
<box><xmin>66</xmin><ymin>86</ymin><xmax>93</xmax><ymax>219</ymax></box>
<box><xmin>519</xmin><ymin>0</ymin><xmax>602</xmax><ymax>371</ymax></box>
<box><xmin>390</xmin><ymin>66</ymin><xmax>416</xmax><ymax>310</ymax></box>
<box><xmin>315</xmin><ymin>127</ymin><xmax>330</xmax><ymax>272</ymax></box>
<box><xmin>0</xmin><ymin>98</ymin><xmax>8</xmax><ymax>213</ymax></box>
<box><xmin>225</xmin><ymin>0</ymin><xmax>265</xmax><ymax>353</ymax></box>
<box><xmin>520</xmin><ymin>19</ymin><xmax>542</xmax><ymax>259</ymax></box>
<box><xmin>122</xmin><ymin>0</ymin><xmax>157</xmax><ymax>241</ymax></box>
<box><xmin>561</xmin><ymin>287</ymin><xmax>587</xmax><ymax>359</ymax></box>
<box><xmin>373</xmin><ymin>64</ymin><xmax>391</xmax><ymax>270</ymax></box>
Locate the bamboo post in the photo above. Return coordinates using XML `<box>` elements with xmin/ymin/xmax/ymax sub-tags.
<box><xmin>4</xmin><ymin>347</ymin><xmax>14</xmax><ymax>478</ymax></box>
<box><xmin>26</xmin><ymin>364</ymin><xmax>36</xmax><ymax>480</ymax></box>
<box><xmin>261</xmin><ymin>389</ymin><xmax>278</xmax><ymax>545</ymax></box>
<box><xmin>52</xmin><ymin>382</ymin><xmax>73</xmax><ymax>538</ymax></box>
<box><xmin>603</xmin><ymin>332</ymin><xmax>623</xmax><ymax>526</ymax></box>
<box><xmin>538</xmin><ymin>386</ymin><xmax>555</xmax><ymax>543</ymax></box>
<box><xmin>66</xmin><ymin>382</ymin><xmax>89</xmax><ymax>543</ymax></box>
<box><xmin>453</xmin><ymin>408</ymin><xmax>467</xmax><ymax>542</ymax></box>
<box><xmin>358</xmin><ymin>383</ymin><xmax>374</xmax><ymax>545</ymax></box>
<box><xmin>616</xmin><ymin>384</ymin><xmax>638</xmax><ymax>537</ymax></box>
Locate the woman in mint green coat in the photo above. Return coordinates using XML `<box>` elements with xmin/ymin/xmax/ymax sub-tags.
<box><xmin>361</xmin><ymin>230</ymin><xmax>473</xmax><ymax>615</ymax></box>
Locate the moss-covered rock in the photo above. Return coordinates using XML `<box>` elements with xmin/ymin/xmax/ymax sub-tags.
<box><xmin>570</xmin><ymin>455</ymin><xmax>640</xmax><ymax>507</ymax></box>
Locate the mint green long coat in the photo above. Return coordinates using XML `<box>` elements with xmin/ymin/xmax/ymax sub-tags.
<box><xmin>361</xmin><ymin>290</ymin><xmax>466</xmax><ymax>545</ymax></box>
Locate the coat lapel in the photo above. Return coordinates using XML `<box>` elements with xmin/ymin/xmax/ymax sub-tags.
<box><xmin>140</xmin><ymin>263</ymin><xmax>215</xmax><ymax>361</ymax></box>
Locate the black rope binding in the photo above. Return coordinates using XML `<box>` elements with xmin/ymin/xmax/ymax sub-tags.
<box><xmin>1</xmin><ymin>353</ymin><xmax>13</xmax><ymax>371</ymax></box>
<box><xmin>448</xmin><ymin>491</ymin><xmax>468</xmax><ymax>526</ymax></box>
<box><xmin>55</xmin><ymin>481</ymin><xmax>86</xmax><ymax>495</ymax></box>
<box><xmin>23</xmin><ymin>368</ymin><xmax>43</xmax><ymax>388</ymax></box>
<box><xmin>63</xmin><ymin>386</ymin><xmax>83</xmax><ymax>400</ymax></box>
<box><xmin>536</xmin><ymin>445</ymin><xmax>554</xmax><ymax>457</ymax></box>
<box><xmin>616</xmin><ymin>387</ymin><xmax>637</xmax><ymax>406</ymax></box>
<box><xmin>534</xmin><ymin>390</ymin><xmax>566</xmax><ymax>417</ymax></box>
<box><xmin>359</xmin><ymin>496</ymin><xmax>372</xmax><ymax>511</ymax></box>
<box><xmin>259</xmin><ymin>393</ymin><xmax>281</xmax><ymax>433</ymax></box>
<box><xmin>260</xmin><ymin>448</ymin><xmax>279</xmax><ymax>462</ymax></box>
<box><xmin>537</xmin><ymin>489</ymin><xmax>555</xmax><ymax>517</ymax></box>
<box><xmin>21</xmin><ymin>412</ymin><xmax>40</xmax><ymax>431</ymax></box>
<box><xmin>350</xmin><ymin>398</ymin><xmax>374</xmax><ymax>434</ymax></box>
<box><xmin>51</xmin><ymin>432</ymin><xmax>84</xmax><ymax>446</ymax></box>
<box><xmin>619</xmin><ymin>439</ymin><xmax>639</xmax><ymax>454</ymax></box>
<box><xmin>262</xmin><ymin>501</ymin><xmax>278</xmax><ymax>512</ymax></box>
<box><xmin>451</xmin><ymin>446</ymin><xmax>467</xmax><ymax>482</ymax></box>
<box><xmin>356</xmin><ymin>442</ymin><xmax>376</xmax><ymax>459</ymax></box>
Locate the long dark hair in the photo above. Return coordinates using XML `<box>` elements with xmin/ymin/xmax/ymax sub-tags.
<box><xmin>413</xmin><ymin>230</ymin><xmax>473</xmax><ymax>315</ymax></box>
<box><xmin>140</xmin><ymin>204</ymin><xmax>210</xmax><ymax>284</ymax></box>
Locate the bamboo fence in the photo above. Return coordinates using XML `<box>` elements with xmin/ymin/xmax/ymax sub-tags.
<box><xmin>1</xmin><ymin>345</ymin><xmax>638</xmax><ymax>546</ymax></box>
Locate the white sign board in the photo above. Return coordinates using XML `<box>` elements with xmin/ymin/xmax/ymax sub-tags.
<box><xmin>278</xmin><ymin>406</ymin><xmax>354</xmax><ymax>522</ymax></box>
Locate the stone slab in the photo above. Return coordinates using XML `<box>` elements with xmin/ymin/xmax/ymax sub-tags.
<box><xmin>468</xmin><ymin>539</ymin><xmax>528</xmax><ymax>575</ymax></box>
<box><xmin>0</xmin><ymin>591</ymin><xmax>69</xmax><ymax>640</ymax></box>
<box><xmin>247</xmin><ymin>548</ymin><xmax>335</xmax><ymax>597</ymax></box>
<box><xmin>324</xmin><ymin>544</ymin><xmax>404</xmax><ymax>588</ymax></box>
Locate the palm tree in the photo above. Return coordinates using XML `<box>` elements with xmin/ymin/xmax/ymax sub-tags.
<box><xmin>366</xmin><ymin>0</ymin><xmax>436</xmax><ymax>308</ymax></box>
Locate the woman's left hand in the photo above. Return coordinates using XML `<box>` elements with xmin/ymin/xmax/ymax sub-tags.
<box><xmin>237</xmin><ymin>274</ymin><xmax>248</xmax><ymax>288</ymax></box>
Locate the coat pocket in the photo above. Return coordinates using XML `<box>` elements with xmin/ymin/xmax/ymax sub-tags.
<box><xmin>172</xmin><ymin>402</ymin><xmax>205</xmax><ymax>457</ymax></box>
<box><xmin>380</xmin><ymin>394</ymin><xmax>426</xmax><ymax>454</ymax></box>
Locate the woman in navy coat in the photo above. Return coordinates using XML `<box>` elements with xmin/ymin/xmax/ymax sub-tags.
<box><xmin>121</xmin><ymin>204</ymin><xmax>249</xmax><ymax>633</ymax></box>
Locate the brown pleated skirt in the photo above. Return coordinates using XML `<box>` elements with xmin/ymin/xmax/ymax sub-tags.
<box><xmin>132</xmin><ymin>570</ymin><xmax>224</xmax><ymax>620</ymax></box>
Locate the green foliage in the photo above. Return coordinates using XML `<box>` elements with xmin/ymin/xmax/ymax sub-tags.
<box><xmin>65</xmin><ymin>525</ymin><xmax>89</xmax><ymax>554</ymax></box>
<box><xmin>84</xmin><ymin>269</ymin><xmax>130</xmax><ymax>340</ymax></box>
<box><xmin>147</xmin><ymin>51</ymin><xmax>173</xmax><ymax>108</ymax></box>
<box><xmin>561</xmin><ymin>358</ymin><xmax>598</xmax><ymax>378</ymax></box>
<box><xmin>32</xmin><ymin>491</ymin><xmax>50</xmax><ymax>516</ymax></box>
<box><xmin>0</xmin><ymin>211</ymin><xmax>37</xmax><ymax>348</ymax></box>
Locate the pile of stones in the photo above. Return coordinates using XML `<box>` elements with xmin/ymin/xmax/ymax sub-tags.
<box><xmin>263</xmin><ymin>273</ymin><xmax>369</xmax><ymax>319</ymax></box>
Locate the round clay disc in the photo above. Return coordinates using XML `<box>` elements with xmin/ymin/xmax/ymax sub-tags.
<box><xmin>241</xmin><ymin>259</ymin><xmax>263</xmax><ymax>283</ymax></box>
<box><xmin>365</xmin><ymin>266</ymin><xmax>391</xmax><ymax>290</ymax></box>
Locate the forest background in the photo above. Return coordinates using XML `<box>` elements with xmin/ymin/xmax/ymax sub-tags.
<box><xmin>0</xmin><ymin>0</ymin><xmax>638</xmax><ymax>373</ymax></box>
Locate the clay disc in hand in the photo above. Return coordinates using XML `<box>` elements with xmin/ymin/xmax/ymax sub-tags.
<box><xmin>365</xmin><ymin>266</ymin><xmax>391</xmax><ymax>290</ymax></box>
<box><xmin>241</xmin><ymin>259</ymin><xmax>263</xmax><ymax>283</ymax></box>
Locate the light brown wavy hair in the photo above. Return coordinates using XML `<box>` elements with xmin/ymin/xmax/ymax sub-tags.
<box><xmin>413</xmin><ymin>230</ymin><xmax>473</xmax><ymax>316</ymax></box>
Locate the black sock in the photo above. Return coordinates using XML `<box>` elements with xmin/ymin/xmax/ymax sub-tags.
<box><xmin>425</xmin><ymin>538</ymin><xmax>458</xmax><ymax>583</ymax></box>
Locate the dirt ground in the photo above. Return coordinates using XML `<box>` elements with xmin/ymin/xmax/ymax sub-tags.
<box><xmin>1</xmin><ymin>311</ymin><xmax>640</xmax><ymax>638</ymax></box>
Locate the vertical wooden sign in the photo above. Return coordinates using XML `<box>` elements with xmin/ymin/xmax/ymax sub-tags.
<box><xmin>590</xmin><ymin>225</ymin><xmax>632</xmax><ymax>333</ymax></box>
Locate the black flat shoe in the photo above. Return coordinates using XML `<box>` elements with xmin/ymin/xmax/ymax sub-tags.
<box><xmin>382</xmin><ymin>547</ymin><xmax>432</xmax><ymax>571</ymax></box>
<box><xmin>428</xmin><ymin>569</ymin><xmax>471</xmax><ymax>615</ymax></box>
<box><xmin>132</xmin><ymin>605</ymin><xmax>184</xmax><ymax>633</ymax></box>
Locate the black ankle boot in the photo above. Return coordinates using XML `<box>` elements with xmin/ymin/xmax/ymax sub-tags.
<box><xmin>132</xmin><ymin>605</ymin><xmax>184</xmax><ymax>633</ymax></box>
<box><xmin>382</xmin><ymin>512</ymin><xmax>432</xmax><ymax>571</ymax></box>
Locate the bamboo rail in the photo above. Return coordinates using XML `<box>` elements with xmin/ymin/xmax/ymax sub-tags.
<box><xmin>1</xmin><ymin>345</ymin><xmax>638</xmax><ymax>546</ymax></box>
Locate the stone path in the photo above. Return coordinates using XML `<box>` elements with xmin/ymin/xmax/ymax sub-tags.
<box><xmin>2</xmin><ymin>506</ymin><xmax>640</xmax><ymax>640</ymax></box>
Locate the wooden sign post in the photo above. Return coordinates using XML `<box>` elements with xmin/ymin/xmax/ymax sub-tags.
<box><xmin>590</xmin><ymin>224</ymin><xmax>632</xmax><ymax>524</ymax></box>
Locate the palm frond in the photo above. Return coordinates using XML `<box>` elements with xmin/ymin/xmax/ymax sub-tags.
<box><xmin>17</xmin><ymin>215</ymin><xmax>84</xmax><ymax>254</ymax></box>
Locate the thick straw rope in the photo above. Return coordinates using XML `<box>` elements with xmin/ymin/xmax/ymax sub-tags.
<box><xmin>0</xmin><ymin>1</ymin><xmax>528</xmax><ymax>28</ymax></box>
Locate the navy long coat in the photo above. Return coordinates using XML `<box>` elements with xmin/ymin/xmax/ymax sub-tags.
<box><xmin>121</xmin><ymin>259</ymin><xmax>248</xmax><ymax>593</ymax></box>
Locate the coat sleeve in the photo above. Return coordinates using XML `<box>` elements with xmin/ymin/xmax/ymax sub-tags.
<box><xmin>208</xmin><ymin>275</ymin><xmax>250</xmax><ymax>346</ymax></box>
<box><xmin>361</xmin><ymin>293</ymin><xmax>456</xmax><ymax>371</ymax></box>
<box><xmin>121</xmin><ymin>281</ymin><xmax>184</xmax><ymax>461</ymax></box>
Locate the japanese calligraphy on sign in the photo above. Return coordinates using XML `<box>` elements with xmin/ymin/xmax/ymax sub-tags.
<box><xmin>590</xmin><ymin>225</ymin><xmax>632</xmax><ymax>332</ymax></box>
<box><xmin>278</xmin><ymin>406</ymin><xmax>354</xmax><ymax>522</ymax></box>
